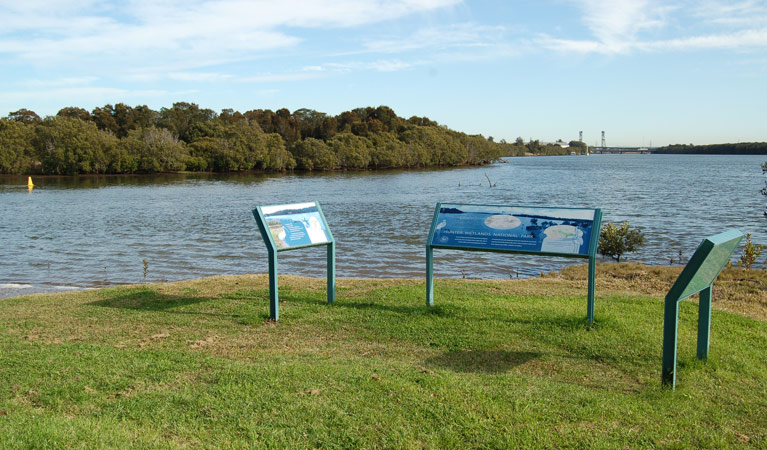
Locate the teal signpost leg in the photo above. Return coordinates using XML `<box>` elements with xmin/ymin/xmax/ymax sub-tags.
<box><xmin>658</xmin><ymin>230</ymin><xmax>743</xmax><ymax>389</ymax></box>
<box><xmin>697</xmin><ymin>285</ymin><xmax>713</xmax><ymax>360</ymax></box>
<box><xmin>268</xmin><ymin>250</ymin><xmax>279</xmax><ymax>321</ymax></box>
<box><xmin>661</xmin><ymin>297</ymin><xmax>679</xmax><ymax>388</ymax></box>
<box><xmin>587</xmin><ymin>255</ymin><xmax>596</xmax><ymax>325</ymax></box>
<box><xmin>426</xmin><ymin>246</ymin><xmax>434</xmax><ymax>307</ymax></box>
<box><xmin>327</xmin><ymin>242</ymin><xmax>336</xmax><ymax>304</ymax></box>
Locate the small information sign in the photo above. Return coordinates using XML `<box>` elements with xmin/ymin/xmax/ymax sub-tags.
<box><xmin>261</xmin><ymin>202</ymin><xmax>331</xmax><ymax>250</ymax></box>
<box><xmin>661</xmin><ymin>229</ymin><xmax>744</xmax><ymax>389</ymax></box>
<box><xmin>253</xmin><ymin>201</ymin><xmax>335</xmax><ymax>321</ymax></box>
<box><xmin>427</xmin><ymin>203</ymin><xmax>602</xmax><ymax>324</ymax></box>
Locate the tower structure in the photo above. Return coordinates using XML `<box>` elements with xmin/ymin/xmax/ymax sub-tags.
<box><xmin>579</xmin><ymin>131</ymin><xmax>583</xmax><ymax>142</ymax></box>
<box><xmin>601</xmin><ymin>131</ymin><xmax>606</xmax><ymax>148</ymax></box>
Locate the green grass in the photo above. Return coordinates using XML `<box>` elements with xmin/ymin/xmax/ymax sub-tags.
<box><xmin>1</xmin><ymin>272</ymin><xmax>766</xmax><ymax>448</ymax></box>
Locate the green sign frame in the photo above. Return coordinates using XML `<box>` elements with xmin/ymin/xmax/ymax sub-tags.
<box><xmin>661</xmin><ymin>229</ymin><xmax>744</xmax><ymax>389</ymax></box>
<box><xmin>426</xmin><ymin>203</ymin><xmax>603</xmax><ymax>324</ymax></box>
<box><xmin>252</xmin><ymin>201</ymin><xmax>336</xmax><ymax>321</ymax></box>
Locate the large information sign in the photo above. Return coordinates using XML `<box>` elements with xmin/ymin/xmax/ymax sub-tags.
<box><xmin>430</xmin><ymin>204</ymin><xmax>597</xmax><ymax>256</ymax></box>
<box><xmin>253</xmin><ymin>201</ymin><xmax>335</xmax><ymax>321</ymax></box>
<box><xmin>426</xmin><ymin>203</ymin><xmax>602</xmax><ymax>324</ymax></box>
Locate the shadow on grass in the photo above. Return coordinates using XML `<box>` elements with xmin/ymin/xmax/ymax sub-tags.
<box><xmin>89</xmin><ymin>286</ymin><xmax>215</xmax><ymax>313</ymax></box>
<box><xmin>426</xmin><ymin>349</ymin><xmax>541</xmax><ymax>374</ymax></box>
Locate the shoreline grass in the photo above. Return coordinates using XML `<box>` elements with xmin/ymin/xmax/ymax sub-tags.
<box><xmin>1</xmin><ymin>264</ymin><xmax>766</xmax><ymax>448</ymax></box>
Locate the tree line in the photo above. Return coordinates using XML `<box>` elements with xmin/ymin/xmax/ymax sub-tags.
<box><xmin>0</xmin><ymin>103</ymin><xmax>513</xmax><ymax>175</ymax></box>
<box><xmin>495</xmin><ymin>137</ymin><xmax>587</xmax><ymax>157</ymax></box>
<box><xmin>654</xmin><ymin>142</ymin><xmax>767</xmax><ymax>155</ymax></box>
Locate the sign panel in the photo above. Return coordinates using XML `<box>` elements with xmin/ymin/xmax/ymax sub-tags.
<box><xmin>667</xmin><ymin>230</ymin><xmax>745</xmax><ymax>302</ymax></box>
<box><xmin>261</xmin><ymin>202</ymin><xmax>330</xmax><ymax>250</ymax></box>
<box><xmin>430</xmin><ymin>204</ymin><xmax>597</xmax><ymax>256</ymax></box>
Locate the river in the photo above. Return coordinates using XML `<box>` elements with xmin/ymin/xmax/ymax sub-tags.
<box><xmin>1</xmin><ymin>154</ymin><xmax>765</xmax><ymax>297</ymax></box>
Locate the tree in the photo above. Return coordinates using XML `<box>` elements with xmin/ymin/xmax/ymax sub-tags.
<box><xmin>569</xmin><ymin>140</ymin><xmax>588</xmax><ymax>154</ymax></box>
<box><xmin>598</xmin><ymin>221</ymin><xmax>645</xmax><ymax>263</ymax></box>
<box><xmin>122</xmin><ymin>126</ymin><xmax>188</xmax><ymax>172</ymax></box>
<box><xmin>35</xmin><ymin>116</ymin><xmax>116</xmax><ymax>174</ymax></box>
<box><xmin>290</xmin><ymin>138</ymin><xmax>336</xmax><ymax>170</ymax></box>
<box><xmin>0</xmin><ymin>119</ymin><xmax>37</xmax><ymax>174</ymax></box>
<box><xmin>329</xmin><ymin>133</ymin><xmax>372</xmax><ymax>169</ymax></box>
<box><xmin>738</xmin><ymin>233</ymin><xmax>763</xmax><ymax>269</ymax></box>
<box><xmin>368</xmin><ymin>132</ymin><xmax>408</xmax><ymax>168</ymax></box>
<box><xmin>8</xmin><ymin>109</ymin><xmax>42</xmax><ymax>124</ymax></box>
<box><xmin>158</xmin><ymin>102</ymin><xmax>216</xmax><ymax>143</ymax></box>
<box><xmin>261</xmin><ymin>133</ymin><xmax>295</xmax><ymax>170</ymax></box>
<box><xmin>57</xmin><ymin>107</ymin><xmax>92</xmax><ymax>122</ymax></box>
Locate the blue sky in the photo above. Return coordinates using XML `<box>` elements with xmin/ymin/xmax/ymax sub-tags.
<box><xmin>1</xmin><ymin>0</ymin><xmax>765</xmax><ymax>147</ymax></box>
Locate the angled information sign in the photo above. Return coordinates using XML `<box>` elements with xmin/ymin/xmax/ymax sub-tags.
<box><xmin>661</xmin><ymin>229</ymin><xmax>744</xmax><ymax>389</ymax></box>
<box><xmin>426</xmin><ymin>203</ymin><xmax>603</xmax><ymax>323</ymax></box>
<box><xmin>252</xmin><ymin>201</ymin><xmax>335</xmax><ymax>321</ymax></box>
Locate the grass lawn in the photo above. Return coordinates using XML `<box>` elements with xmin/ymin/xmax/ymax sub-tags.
<box><xmin>1</xmin><ymin>264</ymin><xmax>766</xmax><ymax>448</ymax></box>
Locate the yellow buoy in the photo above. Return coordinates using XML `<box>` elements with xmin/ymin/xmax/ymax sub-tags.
<box><xmin>27</xmin><ymin>176</ymin><xmax>34</xmax><ymax>190</ymax></box>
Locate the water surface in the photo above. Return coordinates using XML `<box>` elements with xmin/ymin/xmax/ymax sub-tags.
<box><xmin>1</xmin><ymin>154</ymin><xmax>765</xmax><ymax>297</ymax></box>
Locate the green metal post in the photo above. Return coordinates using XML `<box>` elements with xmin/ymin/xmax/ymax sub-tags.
<box><xmin>697</xmin><ymin>285</ymin><xmax>713</xmax><ymax>360</ymax></box>
<box><xmin>661</xmin><ymin>296</ymin><xmax>679</xmax><ymax>388</ymax></box>
<box><xmin>327</xmin><ymin>241</ymin><xmax>336</xmax><ymax>304</ymax></box>
<box><xmin>268</xmin><ymin>250</ymin><xmax>279</xmax><ymax>321</ymax></box>
<box><xmin>587</xmin><ymin>255</ymin><xmax>596</xmax><ymax>325</ymax></box>
<box><xmin>426</xmin><ymin>246</ymin><xmax>434</xmax><ymax>306</ymax></box>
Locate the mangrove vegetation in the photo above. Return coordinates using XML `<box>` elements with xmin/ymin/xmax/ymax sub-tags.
<box><xmin>0</xmin><ymin>103</ymin><xmax>518</xmax><ymax>175</ymax></box>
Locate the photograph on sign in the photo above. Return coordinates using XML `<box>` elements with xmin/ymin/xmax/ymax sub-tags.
<box><xmin>261</xmin><ymin>202</ymin><xmax>330</xmax><ymax>249</ymax></box>
<box><xmin>431</xmin><ymin>204</ymin><xmax>596</xmax><ymax>255</ymax></box>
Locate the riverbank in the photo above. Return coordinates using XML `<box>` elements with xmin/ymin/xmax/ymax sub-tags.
<box><xmin>1</xmin><ymin>264</ymin><xmax>765</xmax><ymax>447</ymax></box>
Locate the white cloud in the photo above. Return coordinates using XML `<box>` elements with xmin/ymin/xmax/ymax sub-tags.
<box><xmin>21</xmin><ymin>77</ymin><xmax>101</xmax><ymax>88</ymax></box>
<box><xmin>363</xmin><ymin>23</ymin><xmax>506</xmax><ymax>54</ymax></box>
<box><xmin>539</xmin><ymin>0</ymin><xmax>767</xmax><ymax>54</ymax></box>
<box><xmin>538</xmin><ymin>26</ymin><xmax>767</xmax><ymax>54</ymax></box>
<box><xmin>238</xmin><ymin>72</ymin><xmax>327</xmax><ymax>83</ymax></box>
<box><xmin>0</xmin><ymin>0</ymin><xmax>460</xmax><ymax>67</ymax></box>
<box><xmin>640</xmin><ymin>28</ymin><xmax>767</xmax><ymax>50</ymax></box>
<box><xmin>565</xmin><ymin>0</ymin><xmax>674</xmax><ymax>53</ymax></box>
<box><xmin>236</xmin><ymin>58</ymin><xmax>414</xmax><ymax>83</ymax></box>
<box><xmin>692</xmin><ymin>0</ymin><xmax>767</xmax><ymax>26</ymax></box>
<box><xmin>0</xmin><ymin>86</ymin><xmax>173</xmax><ymax>103</ymax></box>
<box><xmin>166</xmin><ymin>72</ymin><xmax>234</xmax><ymax>82</ymax></box>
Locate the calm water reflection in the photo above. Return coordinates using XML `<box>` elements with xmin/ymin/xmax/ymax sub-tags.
<box><xmin>1</xmin><ymin>154</ymin><xmax>765</xmax><ymax>297</ymax></box>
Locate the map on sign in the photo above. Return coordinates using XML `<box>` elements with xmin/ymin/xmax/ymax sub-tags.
<box><xmin>261</xmin><ymin>202</ymin><xmax>330</xmax><ymax>249</ymax></box>
<box><xmin>430</xmin><ymin>204</ymin><xmax>596</xmax><ymax>256</ymax></box>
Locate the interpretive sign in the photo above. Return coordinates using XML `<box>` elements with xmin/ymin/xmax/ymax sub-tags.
<box><xmin>261</xmin><ymin>202</ymin><xmax>331</xmax><ymax>250</ymax></box>
<box><xmin>253</xmin><ymin>201</ymin><xmax>335</xmax><ymax>321</ymax></box>
<box><xmin>430</xmin><ymin>204</ymin><xmax>597</xmax><ymax>256</ymax></box>
<box><xmin>426</xmin><ymin>203</ymin><xmax>602</xmax><ymax>323</ymax></box>
<box><xmin>661</xmin><ymin>229</ymin><xmax>744</xmax><ymax>389</ymax></box>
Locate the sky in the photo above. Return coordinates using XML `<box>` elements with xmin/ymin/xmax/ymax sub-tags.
<box><xmin>1</xmin><ymin>0</ymin><xmax>766</xmax><ymax>147</ymax></box>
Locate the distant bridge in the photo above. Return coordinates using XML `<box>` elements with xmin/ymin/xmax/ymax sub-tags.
<box><xmin>590</xmin><ymin>147</ymin><xmax>656</xmax><ymax>154</ymax></box>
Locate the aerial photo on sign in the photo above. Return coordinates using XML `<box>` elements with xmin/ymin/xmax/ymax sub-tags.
<box><xmin>262</xmin><ymin>202</ymin><xmax>330</xmax><ymax>249</ymax></box>
<box><xmin>431</xmin><ymin>204</ymin><xmax>597</xmax><ymax>256</ymax></box>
